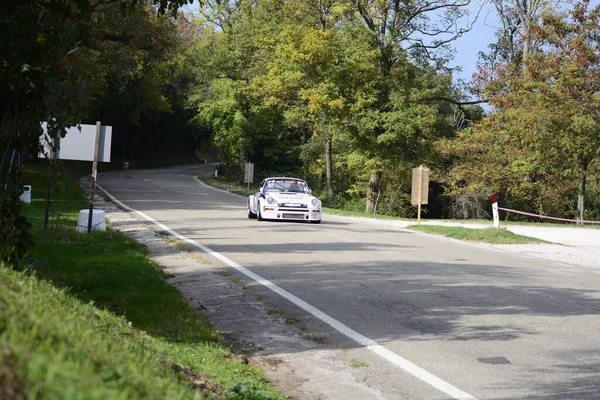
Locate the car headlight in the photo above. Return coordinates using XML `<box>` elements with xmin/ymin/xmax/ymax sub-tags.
<box><xmin>311</xmin><ymin>198</ymin><xmax>319</xmax><ymax>207</ymax></box>
<box><xmin>267</xmin><ymin>197</ymin><xmax>276</xmax><ymax>205</ymax></box>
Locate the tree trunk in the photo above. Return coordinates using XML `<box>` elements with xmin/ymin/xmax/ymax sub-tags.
<box><xmin>365</xmin><ymin>170</ymin><xmax>382</xmax><ymax>214</ymax></box>
<box><xmin>325</xmin><ymin>136</ymin><xmax>334</xmax><ymax>204</ymax></box>
<box><xmin>577</xmin><ymin>163</ymin><xmax>589</xmax><ymax>224</ymax></box>
<box><xmin>522</xmin><ymin>28</ymin><xmax>530</xmax><ymax>76</ymax></box>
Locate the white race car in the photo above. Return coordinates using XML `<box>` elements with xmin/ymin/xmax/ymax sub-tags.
<box><xmin>248</xmin><ymin>177</ymin><xmax>322</xmax><ymax>223</ymax></box>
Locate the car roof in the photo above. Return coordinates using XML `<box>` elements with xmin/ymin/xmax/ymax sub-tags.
<box><xmin>262</xmin><ymin>177</ymin><xmax>306</xmax><ymax>182</ymax></box>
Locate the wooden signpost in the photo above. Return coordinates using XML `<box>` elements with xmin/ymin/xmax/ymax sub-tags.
<box><xmin>411</xmin><ymin>166</ymin><xmax>429</xmax><ymax>224</ymax></box>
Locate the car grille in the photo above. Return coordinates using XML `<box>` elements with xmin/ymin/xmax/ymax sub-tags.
<box><xmin>281</xmin><ymin>213</ymin><xmax>306</xmax><ymax>219</ymax></box>
<box><xmin>278</xmin><ymin>203</ymin><xmax>307</xmax><ymax>208</ymax></box>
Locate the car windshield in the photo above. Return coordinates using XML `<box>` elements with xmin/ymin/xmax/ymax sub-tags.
<box><xmin>263</xmin><ymin>179</ymin><xmax>310</xmax><ymax>194</ymax></box>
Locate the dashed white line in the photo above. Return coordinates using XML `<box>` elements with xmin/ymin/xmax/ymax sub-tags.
<box><xmin>97</xmin><ymin>182</ymin><xmax>479</xmax><ymax>400</ymax></box>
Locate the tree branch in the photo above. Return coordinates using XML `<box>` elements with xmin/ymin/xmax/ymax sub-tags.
<box><xmin>420</xmin><ymin>95</ymin><xmax>489</xmax><ymax>119</ymax></box>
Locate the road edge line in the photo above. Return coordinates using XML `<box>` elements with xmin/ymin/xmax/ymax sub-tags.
<box><xmin>96</xmin><ymin>183</ymin><xmax>478</xmax><ymax>400</ymax></box>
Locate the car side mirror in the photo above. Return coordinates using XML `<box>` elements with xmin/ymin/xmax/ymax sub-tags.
<box><xmin>308</xmin><ymin>189</ymin><xmax>312</xmax><ymax>195</ymax></box>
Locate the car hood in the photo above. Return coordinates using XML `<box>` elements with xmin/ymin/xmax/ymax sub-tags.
<box><xmin>268</xmin><ymin>192</ymin><xmax>317</xmax><ymax>204</ymax></box>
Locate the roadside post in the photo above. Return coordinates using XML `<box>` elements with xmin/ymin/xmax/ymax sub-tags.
<box><xmin>411</xmin><ymin>166</ymin><xmax>429</xmax><ymax>225</ymax></box>
<box><xmin>87</xmin><ymin>121</ymin><xmax>101</xmax><ymax>233</ymax></box>
<box><xmin>38</xmin><ymin>121</ymin><xmax>112</xmax><ymax>232</ymax></box>
<box><xmin>492</xmin><ymin>193</ymin><xmax>500</xmax><ymax>228</ymax></box>
<box><xmin>244</xmin><ymin>162</ymin><xmax>254</xmax><ymax>192</ymax></box>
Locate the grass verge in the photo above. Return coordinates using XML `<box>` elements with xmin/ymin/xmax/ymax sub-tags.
<box><xmin>406</xmin><ymin>225</ymin><xmax>550</xmax><ymax>244</ymax></box>
<box><xmin>1</xmin><ymin>162</ymin><xmax>282</xmax><ymax>399</ymax></box>
<box><xmin>200</xmin><ymin>177</ymin><xmax>258</xmax><ymax>197</ymax></box>
<box><xmin>321</xmin><ymin>207</ymin><xmax>412</xmax><ymax>221</ymax></box>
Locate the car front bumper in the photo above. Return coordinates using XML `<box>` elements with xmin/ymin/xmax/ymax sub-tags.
<box><xmin>261</xmin><ymin>206</ymin><xmax>321</xmax><ymax>221</ymax></box>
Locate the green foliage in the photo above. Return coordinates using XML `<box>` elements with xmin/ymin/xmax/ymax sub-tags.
<box><xmin>0</xmin><ymin>163</ymin><xmax>283</xmax><ymax>399</ymax></box>
<box><xmin>186</xmin><ymin>0</ymin><xmax>469</xmax><ymax>215</ymax></box>
<box><xmin>1</xmin><ymin>0</ymin><xmax>201</xmax><ymax>272</ymax></box>
<box><xmin>187</xmin><ymin>4</ymin><xmax>304</xmax><ymax>175</ymax></box>
<box><xmin>0</xmin><ymin>0</ymin><xmax>197</xmax><ymax>182</ymax></box>
<box><xmin>0</xmin><ymin>262</ymin><xmax>282</xmax><ymax>399</ymax></box>
<box><xmin>0</xmin><ymin>264</ymin><xmax>199</xmax><ymax>400</ymax></box>
<box><xmin>0</xmin><ymin>196</ymin><xmax>33</xmax><ymax>266</ymax></box>
<box><xmin>77</xmin><ymin>2</ymin><xmax>203</xmax><ymax>165</ymax></box>
<box><xmin>441</xmin><ymin>1</ymin><xmax>600</xmax><ymax>220</ymax></box>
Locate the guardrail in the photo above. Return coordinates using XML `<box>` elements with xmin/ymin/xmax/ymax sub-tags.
<box><xmin>491</xmin><ymin>192</ymin><xmax>600</xmax><ymax>226</ymax></box>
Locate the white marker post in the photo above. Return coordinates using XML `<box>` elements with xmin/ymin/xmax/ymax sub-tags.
<box><xmin>87</xmin><ymin>121</ymin><xmax>101</xmax><ymax>233</ymax></box>
<box><xmin>492</xmin><ymin>192</ymin><xmax>500</xmax><ymax>228</ymax></box>
<box><xmin>244</xmin><ymin>162</ymin><xmax>254</xmax><ymax>192</ymax></box>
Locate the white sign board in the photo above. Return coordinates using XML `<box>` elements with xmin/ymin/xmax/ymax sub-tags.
<box><xmin>244</xmin><ymin>162</ymin><xmax>254</xmax><ymax>184</ymax></box>
<box><xmin>39</xmin><ymin>122</ymin><xmax>112</xmax><ymax>162</ymax></box>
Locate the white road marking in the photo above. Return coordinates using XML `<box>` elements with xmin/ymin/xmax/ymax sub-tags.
<box><xmin>557</xmin><ymin>263</ymin><xmax>575</xmax><ymax>268</ymax></box>
<box><xmin>97</xmin><ymin>183</ymin><xmax>478</xmax><ymax>400</ymax></box>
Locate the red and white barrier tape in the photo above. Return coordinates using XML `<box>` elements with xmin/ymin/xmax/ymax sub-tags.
<box><xmin>497</xmin><ymin>206</ymin><xmax>600</xmax><ymax>225</ymax></box>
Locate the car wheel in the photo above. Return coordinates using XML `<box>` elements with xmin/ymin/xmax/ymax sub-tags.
<box><xmin>247</xmin><ymin>200</ymin><xmax>257</xmax><ymax>219</ymax></box>
<box><xmin>310</xmin><ymin>220</ymin><xmax>321</xmax><ymax>224</ymax></box>
<box><xmin>257</xmin><ymin>203</ymin><xmax>264</xmax><ymax>221</ymax></box>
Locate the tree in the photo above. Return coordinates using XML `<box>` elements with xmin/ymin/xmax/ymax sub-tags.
<box><xmin>0</xmin><ymin>0</ymin><xmax>195</xmax><ymax>177</ymax></box>
<box><xmin>444</xmin><ymin>0</ymin><xmax>600</xmax><ymax>222</ymax></box>
<box><xmin>351</xmin><ymin>0</ymin><xmax>475</xmax><ymax>213</ymax></box>
<box><xmin>77</xmin><ymin>2</ymin><xmax>200</xmax><ymax>165</ymax></box>
<box><xmin>249</xmin><ymin>1</ymin><xmax>380</xmax><ymax>204</ymax></box>
<box><xmin>522</xmin><ymin>0</ymin><xmax>600</xmax><ymax>221</ymax></box>
<box><xmin>188</xmin><ymin>3</ymin><xmax>300</xmax><ymax>177</ymax></box>
<box><xmin>0</xmin><ymin>0</ymin><xmax>195</xmax><ymax>264</ymax></box>
<box><xmin>473</xmin><ymin>0</ymin><xmax>554</xmax><ymax>99</ymax></box>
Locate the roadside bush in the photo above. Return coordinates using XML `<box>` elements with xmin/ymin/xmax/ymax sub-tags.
<box><xmin>0</xmin><ymin>196</ymin><xmax>33</xmax><ymax>266</ymax></box>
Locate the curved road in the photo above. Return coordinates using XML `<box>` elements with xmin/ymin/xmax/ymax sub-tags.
<box><xmin>99</xmin><ymin>164</ymin><xmax>600</xmax><ymax>400</ymax></box>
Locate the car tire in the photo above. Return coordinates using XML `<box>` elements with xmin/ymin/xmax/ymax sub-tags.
<box><xmin>257</xmin><ymin>203</ymin><xmax>264</xmax><ymax>221</ymax></box>
<box><xmin>310</xmin><ymin>220</ymin><xmax>321</xmax><ymax>224</ymax></box>
<box><xmin>248</xmin><ymin>200</ymin><xmax>257</xmax><ymax>219</ymax></box>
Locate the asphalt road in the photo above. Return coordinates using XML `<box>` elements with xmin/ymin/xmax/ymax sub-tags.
<box><xmin>98</xmin><ymin>164</ymin><xmax>600</xmax><ymax>400</ymax></box>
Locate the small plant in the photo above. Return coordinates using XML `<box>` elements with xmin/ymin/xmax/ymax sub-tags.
<box><xmin>267</xmin><ymin>308</ymin><xmax>299</xmax><ymax>325</ymax></box>
<box><xmin>347</xmin><ymin>360</ymin><xmax>368</xmax><ymax>369</ymax></box>
<box><xmin>0</xmin><ymin>196</ymin><xmax>34</xmax><ymax>266</ymax></box>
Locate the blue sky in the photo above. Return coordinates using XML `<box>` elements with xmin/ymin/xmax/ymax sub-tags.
<box><xmin>450</xmin><ymin>0</ymin><xmax>497</xmax><ymax>84</ymax></box>
<box><xmin>451</xmin><ymin>0</ymin><xmax>600</xmax><ymax>85</ymax></box>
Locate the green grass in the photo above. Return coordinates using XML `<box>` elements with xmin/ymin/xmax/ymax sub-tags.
<box><xmin>406</xmin><ymin>225</ymin><xmax>550</xmax><ymax>244</ymax></box>
<box><xmin>1</xmin><ymin>162</ymin><xmax>283</xmax><ymax>399</ymax></box>
<box><xmin>201</xmin><ymin>177</ymin><xmax>258</xmax><ymax>197</ymax></box>
<box><xmin>321</xmin><ymin>207</ymin><xmax>412</xmax><ymax>221</ymax></box>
